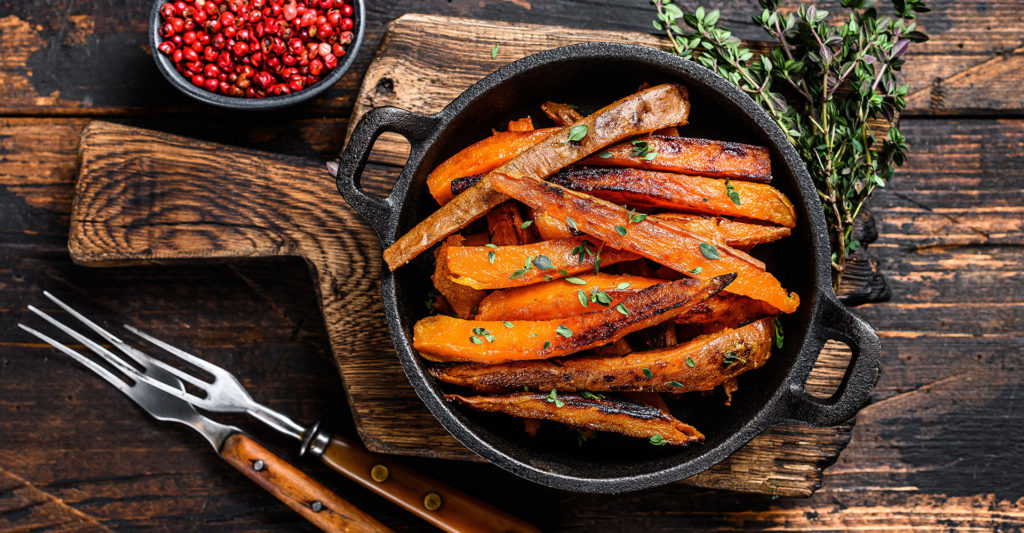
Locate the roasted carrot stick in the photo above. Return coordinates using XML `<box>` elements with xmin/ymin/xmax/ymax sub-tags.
<box><xmin>486</xmin><ymin>202</ymin><xmax>535</xmax><ymax>245</ymax></box>
<box><xmin>475</xmin><ymin>273</ymin><xmax>775</xmax><ymax>326</ymax></box>
<box><xmin>475</xmin><ymin>273</ymin><xmax>663</xmax><ymax>321</ymax></box>
<box><xmin>578</xmin><ymin>135</ymin><xmax>772</xmax><ymax>183</ymax></box>
<box><xmin>445</xmin><ymin>238</ymin><xmax>639</xmax><ymax>290</ymax></box>
<box><xmin>384</xmin><ymin>83</ymin><xmax>692</xmax><ymax>271</ymax></box>
<box><xmin>548</xmin><ymin>167</ymin><xmax>796</xmax><ymax>228</ymax></box>
<box><xmin>673</xmin><ymin>293</ymin><xmax>777</xmax><ymax>327</ymax></box>
<box><xmin>507</xmin><ymin>117</ymin><xmax>535</xmax><ymax>131</ymax></box>
<box><xmin>657</xmin><ymin>212</ymin><xmax>791</xmax><ymax>249</ymax></box>
<box><xmin>426</xmin><ymin>128</ymin><xmax>559</xmax><ymax>205</ymax></box>
<box><xmin>528</xmin><ymin>208</ymin><xmax>573</xmax><ymax>240</ymax></box>
<box><xmin>449</xmin><ymin>174</ymin><xmax>482</xmax><ymax>197</ymax></box>
<box><xmin>383</xmin><ymin>180</ymin><xmax>508</xmax><ymax>271</ymax></box>
<box><xmin>489</xmin><ymin>172</ymin><xmax>800</xmax><ymax>313</ymax></box>
<box><xmin>445</xmin><ymin>392</ymin><xmax>704</xmax><ymax>445</ymax></box>
<box><xmin>430</xmin><ymin>317</ymin><xmax>774</xmax><ymax>393</ymax></box>
<box><xmin>431</xmin><ymin>235</ymin><xmax>486</xmax><ymax>319</ymax></box>
<box><xmin>413</xmin><ymin>274</ymin><xmax>734</xmax><ymax>363</ymax></box>
<box><xmin>541</xmin><ymin>101</ymin><xmax>583</xmax><ymax>126</ymax></box>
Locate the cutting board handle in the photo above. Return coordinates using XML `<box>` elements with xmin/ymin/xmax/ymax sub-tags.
<box><xmin>70</xmin><ymin>121</ymin><xmax>372</xmax><ymax>267</ymax></box>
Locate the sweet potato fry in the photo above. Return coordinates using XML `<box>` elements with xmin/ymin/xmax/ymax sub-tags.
<box><xmin>489</xmin><ymin>172</ymin><xmax>800</xmax><ymax>313</ymax></box>
<box><xmin>382</xmin><ymin>182</ymin><xmax>509</xmax><ymax>271</ymax></box>
<box><xmin>593</xmin><ymin>338</ymin><xmax>632</xmax><ymax>357</ymax></box>
<box><xmin>578</xmin><ymin>135</ymin><xmax>772</xmax><ymax>183</ymax></box>
<box><xmin>541</xmin><ymin>101</ymin><xmax>583</xmax><ymax>126</ymax></box>
<box><xmin>507</xmin><ymin>117</ymin><xmax>535</xmax><ymax>131</ymax></box>
<box><xmin>450</xmin><ymin>174</ymin><xmax>483</xmax><ymax>197</ymax></box>
<box><xmin>431</xmin><ymin>235</ymin><xmax>486</xmax><ymax>319</ymax></box>
<box><xmin>486</xmin><ymin>202</ymin><xmax>535</xmax><ymax>245</ymax></box>
<box><xmin>621</xmin><ymin>391</ymin><xmax>671</xmax><ymax>414</ymax></box>
<box><xmin>657</xmin><ymin>212</ymin><xmax>791</xmax><ymax>249</ymax></box>
<box><xmin>475</xmin><ymin>273</ymin><xmax>775</xmax><ymax>326</ymax></box>
<box><xmin>548</xmin><ymin>167</ymin><xmax>796</xmax><ymax>228</ymax></box>
<box><xmin>528</xmin><ymin>208</ymin><xmax>573</xmax><ymax>240</ymax></box>
<box><xmin>445</xmin><ymin>238</ymin><xmax>639</xmax><ymax>290</ymax></box>
<box><xmin>674</xmin><ymin>293</ymin><xmax>776</xmax><ymax>327</ymax></box>
<box><xmin>384</xmin><ymin>83</ymin><xmax>692</xmax><ymax>270</ymax></box>
<box><xmin>426</xmin><ymin>128</ymin><xmax>559</xmax><ymax>205</ymax></box>
<box><xmin>475</xmin><ymin>273</ymin><xmax>663</xmax><ymax>321</ymax></box>
<box><xmin>413</xmin><ymin>274</ymin><xmax>734</xmax><ymax>363</ymax></box>
<box><xmin>445</xmin><ymin>392</ymin><xmax>704</xmax><ymax>445</ymax></box>
<box><xmin>430</xmin><ymin>317</ymin><xmax>773</xmax><ymax>393</ymax></box>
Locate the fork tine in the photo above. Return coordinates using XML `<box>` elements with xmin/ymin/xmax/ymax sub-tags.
<box><xmin>124</xmin><ymin>324</ymin><xmax>231</xmax><ymax>379</ymax></box>
<box><xmin>27</xmin><ymin>304</ymin><xmax>212</xmax><ymax>407</ymax></box>
<box><xmin>27</xmin><ymin>305</ymin><xmax>140</xmax><ymax>378</ymax></box>
<box><xmin>18</xmin><ymin>323</ymin><xmax>131</xmax><ymax>394</ymax></box>
<box><xmin>40</xmin><ymin>294</ymin><xmax>215</xmax><ymax>391</ymax></box>
<box><xmin>43</xmin><ymin>291</ymin><xmax>144</xmax><ymax>367</ymax></box>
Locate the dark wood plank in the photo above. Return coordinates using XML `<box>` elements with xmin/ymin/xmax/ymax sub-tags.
<box><xmin>0</xmin><ymin>2</ymin><xmax>1021</xmax><ymax>115</ymax></box>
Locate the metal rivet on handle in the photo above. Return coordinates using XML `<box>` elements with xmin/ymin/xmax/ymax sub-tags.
<box><xmin>252</xmin><ymin>459</ymin><xmax>265</xmax><ymax>472</ymax></box>
<box><xmin>423</xmin><ymin>492</ymin><xmax>442</xmax><ymax>511</ymax></box>
<box><xmin>310</xmin><ymin>501</ymin><xmax>323</xmax><ymax>513</ymax></box>
<box><xmin>370</xmin><ymin>464</ymin><xmax>390</xmax><ymax>482</ymax></box>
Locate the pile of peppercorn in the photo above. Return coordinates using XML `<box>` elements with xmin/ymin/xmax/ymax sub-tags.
<box><xmin>157</xmin><ymin>0</ymin><xmax>355</xmax><ymax>97</ymax></box>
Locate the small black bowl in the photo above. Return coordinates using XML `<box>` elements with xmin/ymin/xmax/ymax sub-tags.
<box><xmin>149</xmin><ymin>0</ymin><xmax>364</xmax><ymax>109</ymax></box>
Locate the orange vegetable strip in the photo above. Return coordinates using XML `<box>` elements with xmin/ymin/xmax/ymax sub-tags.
<box><xmin>486</xmin><ymin>202</ymin><xmax>534</xmax><ymax>245</ymax></box>
<box><xmin>446</xmin><ymin>392</ymin><xmax>703</xmax><ymax>446</ymax></box>
<box><xmin>490</xmin><ymin>172</ymin><xmax>800</xmax><ymax>313</ymax></box>
<box><xmin>431</xmin><ymin>235</ymin><xmax>486</xmax><ymax>319</ymax></box>
<box><xmin>431</xmin><ymin>317</ymin><xmax>773</xmax><ymax>394</ymax></box>
<box><xmin>507</xmin><ymin>117</ymin><xmax>535</xmax><ymax>131</ymax></box>
<box><xmin>674</xmin><ymin>293</ymin><xmax>776</xmax><ymax>327</ymax></box>
<box><xmin>413</xmin><ymin>275</ymin><xmax>734</xmax><ymax>363</ymax></box>
<box><xmin>540</xmin><ymin>101</ymin><xmax>583</xmax><ymax>126</ymax></box>
<box><xmin>384</xmin><ymin>83</ymin><xmax>692</xmax><ymax>270</ymax></box>
<box><xmin>427</xmin><ymin>128</ymin><xmax>559</xmax><ymax>205</ymax></box>
<box><xmin>476</xmin><ymin>273</ymin><xmax>775</xmax><ymax>326</ymax></box>
<box><xmin>445</xmin><ymin>237</ymin><xmax>638</xmax><ymax>290</ymax></box>
<box><xmin>548</xmin><ymin>167</ymin><xmax>796</xmax><ymax>228</ymax></box>
<box><xmin>475</xmin><ymin>273</ymin><xmax>662</xmax><ymax>321</ymax></box>
<box><xmin>528</xmin><ymin>208</ymin><xmax>573</xmax><ymax>240</ymax></box>
<box><xmin>580</xmin><ymin>135</ymin><xmax>772</xmax><ymax>183</ymax></box>
<box><xmin>383</xmin><ymin>182</ymin><xmax>508</xmax><ymax>271</ymax></box>
<box><xmin>657</xmin><ymin>212</ymin><xmax>791</xmax><ymax>250</ymax></box>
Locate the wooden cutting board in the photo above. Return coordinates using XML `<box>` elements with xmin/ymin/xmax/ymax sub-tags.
<box><xmin>69</xmin><ymin>14</ymin><xmax>880</xmax><ymax>497</ymax></box>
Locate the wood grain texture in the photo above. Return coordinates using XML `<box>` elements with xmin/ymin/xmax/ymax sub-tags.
<box><xmin>220</xmin><ymin>433</ymin><xmax>392</xmax><ymax>533</ymax></box>
<box><xmin>0</xmin><ymin>466</ymin><xmax>112</xmax><ymax>532</ymax></box>
<box><xmin>1</xmin><ymin>2</ymin><xmax>1020</xmax><ymax>115</ymax></box>
<box><xmin>319</xmin><ymin>436</ymin><xmax>540</xmax><ymax>533</ymax></box>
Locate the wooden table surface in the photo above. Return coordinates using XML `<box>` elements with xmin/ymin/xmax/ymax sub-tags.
<box><xmin>1</xmin><ymin>1</ymin><xmax>1021</xmax><ymax>531</ymax></box>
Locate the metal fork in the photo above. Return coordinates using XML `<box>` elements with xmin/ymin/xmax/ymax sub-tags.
<box><xmin>20</xmin><ymin>292</ymin><xmax>390</xmax><ymax>533</ymax></box>
<box><xmin>24</xmin><ymin>293</ymin><xmax>538</xmax><ymax>533</ymax></box>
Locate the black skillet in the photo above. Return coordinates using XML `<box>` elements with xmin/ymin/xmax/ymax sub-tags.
<box><xmin>335</xmin><ymin>43</ymin><xmax>880</xmax><ymax>493</ymax></box>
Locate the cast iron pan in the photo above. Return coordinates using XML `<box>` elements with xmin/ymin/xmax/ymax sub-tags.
<box><xmin>335</xmin><ymin>43</ymin><xmax>880</xmax><ymax>493</ymax></box>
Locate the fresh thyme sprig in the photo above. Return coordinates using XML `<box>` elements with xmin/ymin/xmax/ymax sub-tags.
<box><xmin>652</xmin><ymin>0</ymin><xmax>927</xmax><ymax>289</ymax></box>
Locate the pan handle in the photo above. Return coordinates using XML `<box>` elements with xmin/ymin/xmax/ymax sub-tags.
<box><xmin>776</xmin><ymin>294</ymin><xmax>882</xmax><ymax>427</ymax></box>
<box><xmin>335</xmin><ymin>106</ymin><xmax>440</xmax><ymax>237</ymax></box>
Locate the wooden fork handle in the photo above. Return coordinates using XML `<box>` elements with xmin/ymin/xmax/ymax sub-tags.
<box><xmin>220</xmin><ymin>433</ymin><xmax>392</xmax><ymax>533</ymax></box>
<box><xmin>313</xmin><ymin>432</ymin><xmax>539</xmax><ymax>533</ymax></box>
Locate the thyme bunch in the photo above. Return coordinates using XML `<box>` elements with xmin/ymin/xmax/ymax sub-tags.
<box><xmin>652</xmin><ymin>0</ymin><xmax>927</xmax><ymax>288</ymax></box>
